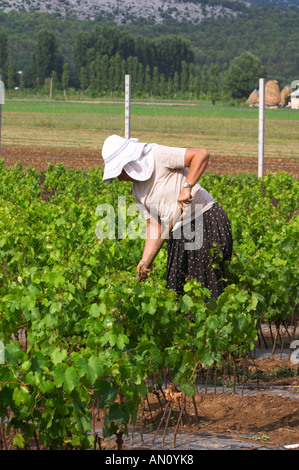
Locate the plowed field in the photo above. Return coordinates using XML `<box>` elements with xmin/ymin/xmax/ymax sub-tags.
<box><xmin>1</xmin><ymin>145</ymin><xmax>299</xmax><ymax>177</ymax></box>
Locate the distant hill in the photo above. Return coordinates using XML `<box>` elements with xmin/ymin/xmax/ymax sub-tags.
<box><xmin>0</xmin><ymin>0</ymin><xmax>241</xmax><ymax>23</ymax></box>
<box><xmin>1</xmin><ymin>0</ymin><xmax>298</xmax><ymax>23</ymax></box>
<box><xmin>0</xmin><ymin>1</ymin><xmax>298</xmax><ymax>83</ymax></box>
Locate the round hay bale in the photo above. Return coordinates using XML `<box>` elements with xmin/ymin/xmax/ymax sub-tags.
<box><xmin>246</xmin><ymin>89</ymin><xmax>259</xmax><ymax>106</ymax></box>
<box><xmin>280</xmin><ymin>85</ymin><xmax>292</xmax><ymax>106</ymax></box>
<box><xmin>265</xmin><ymin>80</ymin><xmax>280</xmax><ymax>107</ymax></box>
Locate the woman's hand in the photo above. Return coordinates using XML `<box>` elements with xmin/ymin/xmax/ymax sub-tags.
<box><xmin>177</xmin><ymin>187</ymin><xmax>193</xmax><ymax>210</ymax></box>
<box><xmin>136</xmin><ymin>259</ymin><xmax>152</xmax><ymax>281</ymax></box>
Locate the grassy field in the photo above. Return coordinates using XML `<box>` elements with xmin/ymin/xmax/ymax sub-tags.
<box><xmin>2</xmin><ymin>98</ymin><xmax>299</xmax><ymax>158</ymax></box>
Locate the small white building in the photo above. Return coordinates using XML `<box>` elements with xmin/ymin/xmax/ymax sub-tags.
<box><xmin>290</xmin><ymin>88</ymin><xmax>299</xmax><ymax>109</ymax></box>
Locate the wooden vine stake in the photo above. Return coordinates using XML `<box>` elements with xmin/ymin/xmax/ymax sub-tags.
<box><xmin>152</xmin><ymin>383</ymin><xmax>189</xmax><ymax>448</ymax></box>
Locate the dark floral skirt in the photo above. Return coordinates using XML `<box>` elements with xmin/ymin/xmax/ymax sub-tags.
<box><xmin>166</xmin><ymin>203</ymin><xmax>233</xmax><ymax>299</ymax></box>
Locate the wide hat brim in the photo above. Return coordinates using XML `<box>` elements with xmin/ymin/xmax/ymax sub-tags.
<box><xmin>102</xmin><ymin>135</ymin><xmax>147</xmax><ymax>181</ymax></box>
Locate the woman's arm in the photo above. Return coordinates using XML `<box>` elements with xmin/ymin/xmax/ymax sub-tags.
<box><xmin>177</xmin><ymin>147</ymin><xmax>210</xmax><ymax>210</ymax></box>
<box><xmin>137</xmin><ymin>216</ymin><xmax>161</xmax><ymax>277</ymax></box>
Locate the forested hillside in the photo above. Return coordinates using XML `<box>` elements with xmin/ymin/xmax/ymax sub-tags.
<box><xmin>0</xmin><ymin>4</ymin><xmax>298</xmax><ymax>98</ymax></box>
<box><xmin>123</xmin><ymin>6</ymin><xmax>298</xmax><ymax>80</ymax></box>
<box><xmin>246</xmin><ymin>0</ymin><xmax>298</xmax><ymax>6</ymax></box>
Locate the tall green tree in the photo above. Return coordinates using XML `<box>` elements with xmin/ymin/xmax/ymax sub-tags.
<box><xmin>80</xmin><ymin>66</ymin><xmax>88</xmax><ymax>91</ymax></box>
<box><xmin>188</xmin><ymin>63</ymin><xmax>195</xmax><ymax>99</ymax></box>
<box><xmin>180</xmin><ymin>60</ymin><xmax>188</xmax><ymax>96</ymax></box>
<box><xmin>113</xmin><ymin>53</ymin><xmax>123</xmax><ymax>94</ymax></box>
<box><xmin>0</xmin><ymin>30</ymin><xmax>8</xmax><ymax>74</ymax></box>
<box><xmin>35</xmin><ymin>29</ymin><xmax>58</xmax><ymax>85</ymax></box>
<box><xmin>108</xmin><ymin>54</ymin><xmax>122</xmax><ymax>94</ymax></box>
<box><xmin>173</xmin><ymin>71</ymin><xmax>179</xmax><ymax>98</ymax></box>
<box><xmin>7</xmin><ymin>62</ymin><xmax>15</xmax><ymax>89</ymax></box>
<box><xmin>152</xmin><ymin>66</ymin><xmax>159</xmax><ymax>96</ymax></box>
<box><xmin>201</xmin><ymin>64</ymin><xmax>209</xmax><ymax>96</ymax></box>
<box><xmin>209</xmin><ymin>63</ymin><xmax>220</xmax><ymax>105</ymax></box>
<box><xmin>159</xmin><ymin>73</ymin><xmax>166</xmax><ymax>97</ymax></box>
<box><xmin>98</xmin><ymin>54</ymin><xmax>109</xmax><ymax>95</ymax></box>
<box><xmin>167</xmin><ymin>77</ymin><xmax>172</xmax><ymax>99</ymax></box>
<box><xmin>194</xmin><ymin>66</ymin><xmax>201</xmax><ymax>99</ymax></box>
<box><xmin>137</xmin><ymin>62</ymin><xmax>144</xmax><ymax>97</ymax></box>
<box><xmin>73</xmin><ymin>31</ymin><xmax>91</xmax><ymax>74</ymax></box>
<box><xmin>51</xmin><ymin>70</ymin><xmax>57</xmax><ymax>98</ymax></box>
<box><xmin>226</xmin><ymin>51</ymin><xmax>264</xmax><ymax>99</ymax></box>
<box><xmin>127</xmin><ymin>56</ymin><xmax>139</xmax><ymax>96</ymax></box>
<box><xmin>220</xmin><ymin>63</ymin><xmax>229</xmax><ymax>96</ymax></box>
<box><xmin>135</xmin><ymin>36</ymin><xmax>154</xmax><ymax>70</ymax></box>
<box><xmin>153</xmin><ymin>35</ymin><xmax>194</xmax><ymax>80</ymax></box>
<box><xmin>89</xmin><ymin>60</ymin><xmax>97</xmax><ymax>90</ymax></box>
<box><xmin>144</xmin><ymin>65</ymin><xmax>151</xmax><ymax>96</ymax></box>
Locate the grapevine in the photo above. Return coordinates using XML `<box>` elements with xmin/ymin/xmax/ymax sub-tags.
<box><xmin>0</xmin><ymin>159</ymin><xmax>298</xmax><ymax>448</ymax></box>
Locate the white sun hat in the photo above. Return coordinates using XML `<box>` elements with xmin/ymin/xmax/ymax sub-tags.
<box><xmin>101</xmin><ymin>134</ymin><xmax>155</xmax><ymax>182</ymax></box>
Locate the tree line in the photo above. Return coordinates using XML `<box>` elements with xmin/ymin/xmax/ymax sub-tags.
<box><xmin>0</xmin><ymin>26</ymin><xmax>196</xmax><ymax>98</ymax></box>
<box><xmin>0</xmin><ymin>23</ymin><xmax>265</xmax><ymax>101</ymax></box>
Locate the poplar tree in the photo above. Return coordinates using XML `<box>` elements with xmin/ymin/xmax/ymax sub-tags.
<box><xmin>173</xmin><ymin>71</ymin><xmax>179</xmax><ymax>97</ymax></box>
<box><xmin>108</xmin><ymin>57</ymin><xmax>115</xmax><ymax>95</ymax></box>
<box><xmin>0</xmin><ymin>31</ymin><xmax>8</xmax><ymax>71</ymax></box>
<box><xmin>188</xmin><ymin>63</ymin><xmax>195</xmax><ymax>99</ymax></box>
<box><xmin>73</xmin><ymin>31</ymin><xmax>90</xmax><ymax>74</ymax></box>
<box><xmin>99</xmin><ymin>55</ymin><xmax>109</xmax><ymax>95</ymax></box>
<box><xmin>180</xmin><ymin>60</ymin><xmax>188</xmax><ymax>96</ymax></box>
<box><xmin>121</xmin><ymin>59</ymin><xmax>126</xmax><ymax>89</ymax></box>
<box><xmin>209</xmin><ymin>63</ymin><xmax>219</xmax><ymax>105</ymax></box>
<box><xmin>131</xmin><ymin>56</ymin><xmax>139</xmax><ymax>96</ymax></box>
<box><xmin>201</xmin><ymin>64</ymin><xmax>209</xmax><ymax>96</ymax></box>
<box><xmin>159</xmin><ymin>73</ymin><xmax>166</xmax><ymax>97</ymax></box>
<box><xmin>35</xmin><ymin>29</ymin><xmax>58</xmax><ymax>85</ymax></box>
<box><xmin>145</xmin><ymin>65</ymin><xmax>151</xmax><ymax>96</ymax></box>
<box><xmin>89</xmin><ymin>61</ymin><xmax>97</xmax><ymax>91</ymax></box>
<box><xmin>220</xmin><ymin>63</ymin><xmax>229</xmax><ymax>96</ymax></box>
<box><xmin>167</xmin><ymin>77</ymin><xmax>172</xmax><ymax>99</ymax></box>
<box><xmin>137</xmin><ymin>62</ymin><xmax>144</xmax><ymax>97</ymax></box>
<box><xmin>80</xmin><ymin>66</ymin><xmax>88</xmax><ymax>91</ymax></box>
<box><xmin>195</xmin><ymin>66</ymin><xmax>201</xmax><ymax>100</ymax></box>
<box><xmin>51</xmin><ymin>70</ymin><xmax>57</xmax><ymax>98</ymax></box>
<box><xmin>152</xmin><ymin>66</ymin><xmax>159</xmax><ymax>97</ymax></box>
<box><xmin>7</xmin><ymin>62</ymin><xmax>15</xmax><ymax>89</ymax></box>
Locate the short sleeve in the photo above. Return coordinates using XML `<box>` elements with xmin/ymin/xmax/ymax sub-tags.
<box><xmin>136</xmin><ymin>202</ymin><xmax>150</xmax><ymax>220</ymax></box>
<box><xmin>154</xmin><ymin>145</ymin><xmax>186</xmax><ymax>170</ymax></box>
<box><xmin>132</xmin><ymin>189</ymin><xmax>151</xmax><ymax>220</ymax></box>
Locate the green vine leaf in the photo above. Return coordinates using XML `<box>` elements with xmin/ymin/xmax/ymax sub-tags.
<box><xmin>13</xmin><ymin>434</ymin><xmax>25</xmax><ymax>449</ymax></box>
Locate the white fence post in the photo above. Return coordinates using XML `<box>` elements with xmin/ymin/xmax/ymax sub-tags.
<box><xmin>258</xmin><ymin>77</ymin><xmax>265</xmax><ymax>178</ymax></box>
<box><xmin>125</xmin><ymin>74</ymin><xmax>131</xmax><ymax>140</ymax></box>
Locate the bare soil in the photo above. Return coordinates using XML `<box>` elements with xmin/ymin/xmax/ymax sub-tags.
<box><xmin>1</xmin><ymin>145</ymin><xmax>299</xmax><ymax>178</ymax></box>
<box><xmin>98</xmin><ymin>357</ymin><xmax>299</xmax><ymax>451</ymax></box>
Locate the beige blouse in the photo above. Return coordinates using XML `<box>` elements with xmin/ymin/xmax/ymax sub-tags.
<box><xmin>132</xmin><ymin>144</ymin><xmax>215</xmax><ymax>232</ymax></box>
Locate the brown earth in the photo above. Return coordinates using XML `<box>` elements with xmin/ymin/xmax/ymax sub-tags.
<box><xmin>1</xmin><ymin>145</ymin><xmax>299</xmax><ymax>178</ymax></box>
<box><xmin>99</xmin><ymin>357</ymin><xmax>299</xmax><ymax>451</ymax></box>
